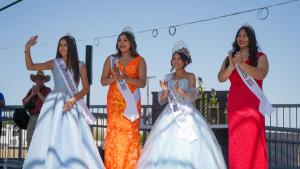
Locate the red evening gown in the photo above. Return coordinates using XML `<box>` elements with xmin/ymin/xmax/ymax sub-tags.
<box><xmin>227</xmin><ymin>52</ymin><xmax>268</xmax><ymax>169</ymax></box>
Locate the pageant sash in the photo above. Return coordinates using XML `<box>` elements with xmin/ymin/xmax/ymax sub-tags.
<box><xmin>110</xmin><ymin>55</ymin><xmax>140</xmax><ymax>122</ymax></box>
<box><xmin>165</xmin><ymin>73</ymin><xmax>198</xmax><ymax>142</ymax></box>
<box><xmin>54</xmin><ymin>58</ymin><xmax>96</xmax><ymax>124</ymax></box>
<box><xmin>235</xmin><ymin>63</ymin><xmax>274</xmax><ymax>116</ymax></box>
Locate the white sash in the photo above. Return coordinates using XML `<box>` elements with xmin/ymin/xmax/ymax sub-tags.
<box><xmin>165</xmin><ymin>73</ymin><xmax>198</xmax><ymax>142</ymax></box>
<box><xmin>54</xmin><ymin>58</ymin><xmax>96</xmax><ymax>124</ymax></box>
<box><xmin>235</xmin><ymin>63</ymin><xmax>274</xmax><ymax>116</ymax></box>
<box><xmin>110</xmin><ymin>55</ymin><xmax>140</xmax><ymax>122</ymax></box>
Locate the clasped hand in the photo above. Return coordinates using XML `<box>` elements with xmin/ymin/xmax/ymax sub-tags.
<box><xmin>160</xmin><ymin>80</ymin><xmax>184</xmax><ymax>95</ymax></box>
<box><xmin>113</xmin><ymin>73</ymin><xmax>128</xmax><ymax>81</ymax></box>
<box><xmin>159</xmin><ymin>80</ymin><xmax>168</xmax><ymax>91</ymax></box>
<box><xmin>31</xmin><ymin>85</ymin><xmax>40</xmax><ymax>95</ymax></box>
<box><xmin>228</xmin><ymin>51</ymin><xmax>245</xmax><ymax>69</ymax></box>
<box><xmin>111</xmin><ymin>67</ymin><xmax>128</xmax><ymax>82</ymax></box>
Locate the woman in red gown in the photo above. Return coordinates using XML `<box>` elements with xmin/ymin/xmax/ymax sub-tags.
<box><xmin>218</xmin><ymin>25</ymin><xmax>269</xmax><ymax>169</ymax></box>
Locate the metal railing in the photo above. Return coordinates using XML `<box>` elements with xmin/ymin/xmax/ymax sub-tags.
<box><xmin>266</xmin><ymin>104</ymin><xmax>300</xmax><ymax>168</ymax></box>
<box><xmin>0</xmin><ymin>104</ymin><xmax>300</xmax><ymax>169</ymax></box>
<box><xmin>0</xmin><ymin>105</ymin><xmax>152</xmax><ymax>160</ymax></box>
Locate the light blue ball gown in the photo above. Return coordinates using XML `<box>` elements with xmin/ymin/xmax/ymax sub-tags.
<box><xmin>22</xmin><ymin>60</ymin><xmax>105</xmax><ymax>169</ymax></box>
<box><xmin>137</xmin><ymin>78</ymin><xmax>227</xmax><ymax>169</ymax></box>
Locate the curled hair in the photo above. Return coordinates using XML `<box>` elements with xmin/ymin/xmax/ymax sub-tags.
<box><xmin>56</xmin><ymin>35</ymin><xmax>80</xmax><ymax>85</ymax></box>
<box><xmin>225</xmin><ymin>25</ymin><xmax>259</xmax><ymax>68</ymax></box>
<box><xmin>115</xmin><ymin>32</ymin><xmax>139</xmax><ymax>58</ymax></box>
<box><xmin>170</xmin><ymin>52</ymin><xmax>192</xmax><ymax>71</ymax></box>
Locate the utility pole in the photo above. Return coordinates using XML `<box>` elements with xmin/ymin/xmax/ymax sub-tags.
<box><xmin>145</xmin><ymin>76</ymin><xmax>155</xmax><ymax>125</ymax></box>
<box><xmin>146</xmin><ymin>76</ymin><xmax>156</xmax><ymax>105</ymax></box>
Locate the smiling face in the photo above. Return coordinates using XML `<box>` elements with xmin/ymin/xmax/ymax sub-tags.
<box><xmin>34</xmin><ymin>76</ymin><xmax>45</xmax><ymax>86</ymax></box>
<box><xmin>236</xmin><ymin>28</ymin><xmax>249</xmax><ymax>50</ymax></box>
<box><xmin>171</xmin><ymin>53</ymin><xmax>186</xmax><ymax>70</ymax></box>
<box><xmin>58</xmin><ymin>39</ymin><xmax>68</xmax><ymax>58</ymax></box>
<box><xmin>117</xmin><ymin>34</ymin><xmax>131</xmax><ymax>54</ymax></box>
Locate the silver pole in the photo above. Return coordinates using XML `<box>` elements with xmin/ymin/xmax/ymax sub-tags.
<box><xmin>146</xmin><ymin>76</ymin><xmax>156</xmax><ymax>105</ymax></box>
<box><xmin>145</xmin><ymin>76</ymin><xmax>155</xmax><ymax>125</ymax></box>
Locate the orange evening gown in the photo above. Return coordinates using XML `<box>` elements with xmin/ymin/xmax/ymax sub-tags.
<box><xmin>105</xmin><ymin>56</ymin><xmax>142</xmax><ymax>169</ymax></box>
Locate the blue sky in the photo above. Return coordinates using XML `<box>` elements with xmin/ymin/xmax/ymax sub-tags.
<box><xmin>0</xmin><ymin>0</ymin><xmax>299</xmax><ymax>105</ymax></box>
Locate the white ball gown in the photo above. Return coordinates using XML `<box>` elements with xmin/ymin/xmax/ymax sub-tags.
<box><xmin>22</xmin><ymin>61</ymin><xmax>105</xmax><ymax>169</ymax></box>
<box><xmin>137</xmin><ymin>78</ymin><xmax>227</xmax><ymax>169</ymax></box>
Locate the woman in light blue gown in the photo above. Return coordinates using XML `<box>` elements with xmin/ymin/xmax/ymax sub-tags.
<box><xmin>22</xmin><ymin>35</ymin><xmax>105</xmax><ymax>169</ymax></box>
<box><xmin>137</xmin><ymin>41</ymin><xmax>227</xmax><ymax>169</ymax></box>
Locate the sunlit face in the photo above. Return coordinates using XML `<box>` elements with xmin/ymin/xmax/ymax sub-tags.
<box><xmin>34</xmin><ymin>76</ymin><xmax>45</xmax><ymax>86</ymax></box>
<box><xmin>237</xmin><ymin>29</ymin><xmax>249</xmax><ymax>50</ymax></box>
<box><xmin>117</xmin><ymin>34</ymin><xmax>131</xmax><ymax>53</ymax></box>
<box><xmin>59</xmin><ymin>39</ymin><xmax>68</xmax><ymax>58</ymax></box>
<box><xmin>172</xmin><ymin>53</ymin><xmax>185</xmax><ymax>70</ymax></box>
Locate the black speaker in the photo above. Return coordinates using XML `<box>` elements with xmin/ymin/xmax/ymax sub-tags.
<box><xmin>85</xmin><ymin>45</ymin><xmax>93</xmax><ymax>85</ymax></box>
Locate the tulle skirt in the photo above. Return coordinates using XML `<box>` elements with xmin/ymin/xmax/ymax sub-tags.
<box><xmin>22</xmin><ymin>90</ymin><xmax>105</xmax><ymax>169</ymax></box>
<box><xmin>137</xmin><ymin>107</ymin><xmax>227</xmax><ymax>169</ymax></box>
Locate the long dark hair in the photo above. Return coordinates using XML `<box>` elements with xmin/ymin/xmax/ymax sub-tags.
<box><xmin>56</xmin><ymin>35</ymin><xmax>80</xmax><ymax>84</ymax></box>
<box><xmin>170</xmin><ymin>52</ymin><xmax>192</xmax><ymax>71</ymax></box>
<box><xmin>115</xmin><ymin>32</ymin><xmax>139</xmax><ymax>58</ymax></box>
<box><xmin>225</xmin><ymin>25</ymin><xmax>259</xmax><ymax>68</ymax></box>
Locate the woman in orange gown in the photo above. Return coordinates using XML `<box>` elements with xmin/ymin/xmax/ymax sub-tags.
<box><xmin>101</xmin><ymin>27</ymin><xmax>147</xmax><ymax>169</ymax></box>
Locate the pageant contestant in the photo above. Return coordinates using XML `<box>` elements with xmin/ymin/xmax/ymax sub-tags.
<box><xmin>137</xmin><ymin>41</ymin><xmax>227</xmax><ymax>169</ymax></box>
<box><xmin>23</xmin><ymin>35</ymin><xmax>105</xmax><ymax>169</ymax></box>
<box><xmin>100</xmin><ymin>26</ymin><xmax>147</xmax><ymax>169</ymax></box>
<box><xmin>218</xmin><ymin>25</ymin><xmax>273</xmax><ymax>169</ymax></box>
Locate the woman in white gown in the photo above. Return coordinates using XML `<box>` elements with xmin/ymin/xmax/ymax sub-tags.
<box><xmin>22</xmin><ymin>35</ymin><xmax>105</xmax><ymax>169</ymax></box>
<box><xmin>137</xmin><ymin>41</ymin><xmax>227</xmax><ymax>169</ymax></box>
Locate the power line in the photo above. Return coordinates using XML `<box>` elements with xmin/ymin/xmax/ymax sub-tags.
<box><xmin>0</xmin><ymin>0</ymin><xmax>299</xmax><ymax>50</ymax></box>
<box><xmin>175</xmin><ymin>0</ymin><xmax>299</xmax><ymax>27</ymax></box>
<box><xmin>93</xmin><ymin>0</ymin><xmax>299</xmax><ymax>45</ymax></box>
<box><xmin>0</xmin><ymin>0</ymin><xmax>23</xmax><ymax>12</ymax></box>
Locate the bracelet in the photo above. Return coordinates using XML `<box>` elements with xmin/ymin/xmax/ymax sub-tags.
<box><xmin>69</xmin><ymin>97</ymin><xmax>76</xmax><ymax>104</ymax></box>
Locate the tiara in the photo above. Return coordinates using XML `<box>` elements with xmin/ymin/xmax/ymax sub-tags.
<box><xmin>172</xmin><ymin>40</ymin><xmax>191</xmax><ymax>59</ymax></box>
<box><xmin>241</xmin><ymin>24</ymin><xmax>255</xmax><ymax>34</ymax></box>
<box><xmin>65</xmin><ymin>33</ymin><xmax>76</xmax><ymax>45</ymax></box>
<box><xmin>176</xmin><ymin>47</ymin><xmax>191</xmax><ymax>59</ymax></box>
<box><xmin>122</xmin><ymin>25</ymin><xmax>135</xmax><ymax>38</ymax></box>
